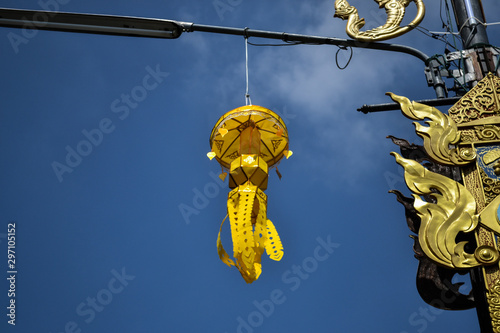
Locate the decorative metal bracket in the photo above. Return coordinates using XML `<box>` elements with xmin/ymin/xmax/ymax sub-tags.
<box><xmin>334</xmin><ymin>0</ymin><xmax>425</xmax><ymax>42</ymax></box>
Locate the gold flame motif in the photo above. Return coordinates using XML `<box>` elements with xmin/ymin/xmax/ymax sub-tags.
<box><xmin>387</xmin><ymin>92</ymin><xmax>476</xmax><ymax>165</ymax></box>
<box><xmin>392</xmin><ymin>153</ymin><xmax>500</xmax><ymax>268</ymax></box>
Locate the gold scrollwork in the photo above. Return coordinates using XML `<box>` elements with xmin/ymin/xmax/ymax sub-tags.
<box><xmin>476</xmin><ymin>125</ymin><xmax>500</xmax><ymax>141</ymax></box>
<box><xmin>480</xmin><ymin>168</ymin><xmax>500</xmax><ymax>205</ymax></box>
<box><xmin>487</xmin><ymin>279</ymin><xmax>500</xmax><ymax>333</ymax></box>
<box><xmin>388</xmin><ymin>92</ymin><xmax>476</xmax><ymax>165</ymax></box>
<box><xmin>334</xmin><ymin>0</ymin><xmax>425</xmax><ymax>42</ymax></box>
<box><xmin>448</xmin><ymin>73</ymin><xmax>500</xmax><ymax>124</ymax></box>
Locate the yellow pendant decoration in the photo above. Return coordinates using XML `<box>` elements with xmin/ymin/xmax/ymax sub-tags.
<box><xmin>209</xmin><ymin>105</ymin><xmax>290</xmax><ymax>283</ymax></box>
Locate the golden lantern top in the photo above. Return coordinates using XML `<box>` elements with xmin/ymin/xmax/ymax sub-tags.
<box><xmin>209</xmin><ymin>105</ymin><xmax>290</xmax><ymax>169</ymax></box>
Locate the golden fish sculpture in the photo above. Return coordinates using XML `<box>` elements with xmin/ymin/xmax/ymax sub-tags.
<box><xmin>207</xmin><ymin>105</ymin><xmax>292</xmax><ymax>283</ymax></box>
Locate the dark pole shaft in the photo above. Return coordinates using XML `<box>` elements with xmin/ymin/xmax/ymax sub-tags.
<box><xmin>450</xmin><ymin>0</ymin><xmax>489</xmax><ymax>48</ymax></box>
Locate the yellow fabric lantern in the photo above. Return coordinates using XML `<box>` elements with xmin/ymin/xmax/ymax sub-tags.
<box><xmin>208</xmin><ymin>105</ymin><xmax>292</xmax><ymax>283</ymax></box>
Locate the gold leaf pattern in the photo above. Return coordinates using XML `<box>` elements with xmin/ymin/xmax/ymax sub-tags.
<box><xmin>479</xmin><ymin>168</ymin><xmax>500</xmax><ymax>205</ymax></box>
<box><xmin>487</xmin><ymin>279</ymin><xmax>500</xmax><ymax>332</ymax></box>
<box><xmin>214</xmin><ymin>140</ymin><xmax>224</xmax><ymax>152</ymax></box>
<box><xmin>449</xmin><ymin>73</ymin><xmax>500</xmax><ymax>124</ymax></box>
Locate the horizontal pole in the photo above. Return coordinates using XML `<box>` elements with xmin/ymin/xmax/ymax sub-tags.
<box><xmin>182</xmin><ymin>23</ymin><xmax>430</xmax><ymax>62</ymax></box>
<box><xmin>0</xmin><ymin>7</ymin><xmax>430</xmax><ymax>62</ymax></box>
<box><xmin>0</xmin><ymin>8</ymin><xmax>183</xmax><ymax>39</ymax></box>
<box><xmin>357</xmin><ymin>96</ymin><xmax>461</xmax><ymax>113</ymax></box>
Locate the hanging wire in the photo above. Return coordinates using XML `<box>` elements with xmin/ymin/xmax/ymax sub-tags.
<box><xmin>443</xmin><ymin>0</ymin><xmax>465</xmax><ymax>85</ymax></box>
<box><xmin>415</xmin><ymin>0</ymin><xmax>471</xmax><ymax>52</ymax></box>
<box><xmin>414</xmin><ymin>26</ymin><xmax>457</xmax><ymax>50</ymax></box>
<box><xmin>442</xmin><ymin>0</ymin><xmax>459</xmax><ymax>51</ymax></box>
<box><xmin>247</xmin><ymin>36</ymin><xmax>353</xmax><ymax>71</ymax></box>
<box><xmin>244</xmin><ymin>31</ymin><xmax>252</xmax><ymax>106</ymax></box>
<box><xmin>335</xmin><ymin>46</ymin><xmax>353</xmax><ymax>70</ymax></box>
<box><xmin>462</xmin><ymin>24</ymin><xmax>478</xmax><ymax>49</ymax></box>
<box><xmin>246</xmin><ymin>31</ymin><xmax>355</xmax><ymax>70</ymax></box>
<box><xmin>247</xmin><ymin>40</ymin><xmax>304</xmax><ymax>47</ymax></box>
<box><xmin>439</xmin><ymin>0</ymin><xmax>447</xmax><ymax>29</ymax></box>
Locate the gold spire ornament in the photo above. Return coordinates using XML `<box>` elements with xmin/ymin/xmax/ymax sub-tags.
<box><xmin>208</xmin><ymin>105</ymin><xmax>291</xmax><ymax>283</ymax></box>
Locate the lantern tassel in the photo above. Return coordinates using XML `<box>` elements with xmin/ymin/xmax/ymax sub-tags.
<box><xmin>227</xmin><ymin>184</ymin><xmax>260</xmax><ymax>282</ymax></box>
<box><xmin>265</xmin><ymin>219</ymin><xmax>284</xmax><ymax>261</ymax></box>
<box><xmin>222</xmin><ymin>181</ymin><xmax>284</xmax><ymax>283</ymax></box>
<box><xmin>217</xmin><ymin>215</ymin><xmax>235</xmax><ymax>267</ymax></box>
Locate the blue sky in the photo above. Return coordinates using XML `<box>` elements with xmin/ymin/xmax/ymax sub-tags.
<box><xmin>1</xmin><ymin>0</ymin><xmax>500</xmax><ymax>332</ymax></box>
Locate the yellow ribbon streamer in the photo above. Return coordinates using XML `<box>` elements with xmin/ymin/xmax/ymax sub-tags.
<box><xmin>217</xmin><ymin>214</ymin><xmax>235</xmax><ymax>267</ymax></box>
<box><xmin>265</xmin><ymin>219</ymin><xmax>284</xmax><ymax>261</ymax></box>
